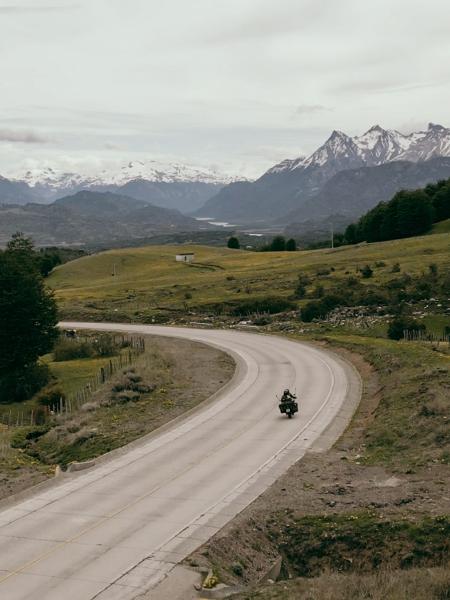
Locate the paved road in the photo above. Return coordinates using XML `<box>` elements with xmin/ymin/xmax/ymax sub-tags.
<box><xmin>0</xmin><ymin>323</ymin><xmax>360</xmax><ymax>600</ymax></box>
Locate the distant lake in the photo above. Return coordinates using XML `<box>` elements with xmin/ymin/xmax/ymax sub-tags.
<box><xmin>195</xmin><ymin>218</ymin><xmax>236</xmax><ymax>228</ymax></box>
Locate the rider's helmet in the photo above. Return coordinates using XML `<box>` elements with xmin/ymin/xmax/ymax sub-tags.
<box><xmin>284</xmin><ymin>389</ymin><xmax>289</xmax><ymax>394</ymax></box>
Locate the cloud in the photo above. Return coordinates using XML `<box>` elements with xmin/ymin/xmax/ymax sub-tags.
<box><xmin>0</xmin><ymin>129</ymin><xmax>49</xmax><ymax>143</ymax></box>
<box><xmin>104</xmin><ymin>141</ymin><xmax>123</xmax><ymax>150</ymax></box>
<box><xmin>0</xmin><ymin>4</ymin><xmax>77</xmax><ymax>13</ymax></box>
<box><xmin>295</xmin><ymin>104</ymin><xmax>331</xmax><ymax>115</ymax></box>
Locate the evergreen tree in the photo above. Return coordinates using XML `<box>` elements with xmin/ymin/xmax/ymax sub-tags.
<box><xmin>270</xmin><ymin>235</ymin><xmax>286</xmax><ymax>251</ymax></box>
<box><xmin>227</xmin><ymin>236</ymin><xmax>240</xmax><ymax>249</ymax></box>
<box><xmin>0</xmin><ymin>233</ymin><xmax>58</xmax><ymax>401</ymax></box>
<box><xmin>285</xmin><ymin>238</ymin><xmax>297</xmax><ymax>251</ymax></box>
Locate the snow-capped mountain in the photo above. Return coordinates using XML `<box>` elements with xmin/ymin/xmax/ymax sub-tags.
<box><xmin>198</xmin><ymin>123</ymin><xmax>450</xmax><ymax>224</ymax></box>
<box><xmin>268</xmin><ymin>123</ymin><xmax>450</xmax><ymax>175</ymax></box>
<box><xmin>5</xmin><ymin>161</ymin><xmax>244</xmax><ymax>213</ymax></box>
<box><xmin>18</xmin><ymin>160</ymin><xmax>240</xmax><ymax>190</ymax></box>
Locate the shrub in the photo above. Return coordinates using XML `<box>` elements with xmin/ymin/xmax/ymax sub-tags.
<box><xmin>10</xmin><ymin>425</ymin><xmax>49</xmax><ymax>449</ymax></box>
<box><xmin>0</xmin><ymin>363</ymin><xmax>50</xmax><ymax>403</ymax></box>
<box><xmin>346</xmin><ymin>276</ymin><xmax>359</xmax><ymax>287</ymax></box>
<box><xmin>116</xmin><ymin>390</ymin><xmax>140</xmax><ymax>403</ymax></box>
<box><xmin>300</xmin><ymin>294</ymin><xmax>343</xmax><ymax>322</ymax></box>
<box><xmin>286</xmin><ymin>238</ymin><xmax>297</xmax><ymax>251</ymax></box>
<box><xmin>35</xmin><ymin>384</ymin><xmax>66</xmax><ymax>408</ymax></box>
<box><xmin>294</xmin><ymin>283</ymin><xmax>306</xmax><ymax>299</ymax></box>
<box><xmin>429</xmin><ymin>263</ymin><xmax>438</xmax><ymax>276</ymax></box>
<box><xmin>229</xmin><ymin>296</ymin><xmax>296</xmax><ymax>316</ymax></box>
<box><xmin>391</xmin><ymin>262</ymin><xmax>401</xmax><ymax>273</ymax></box>
<box><xmin>53</xmin><ymin>338</ymin><xmax>94</xmax><ymax>361</ymax></box>
<box><xmin>388</xmin><ymin>316</ymin><xmax>426</xmax><ymax>340</ymax></box>
<box><xmin>311</xmin><ymin>285</ymin><xmax>324</xmax><ymax>298</ymax></box>
<box><xmin>300</xmin><ymin>301</ymin><xmax>323</xmax><ymax>322</ymax></box>
<box><xmin>92</xmin><ymin>334</ymin><xmax>116</xmax><ymax>357</ymax></box>
<box><xmin>227</xmin><ymin>236</ymin><xmax>240</xmax><ymax>249</ymax></box>
<box><xmin>361</xmin><ymin>265</ymin><xmax>373</xmax><ymax>278</ymax></box>
<box><xmin>270</xmin><ymin>236</ymin><xmax>286</xmax><ymax>251</ymax></box>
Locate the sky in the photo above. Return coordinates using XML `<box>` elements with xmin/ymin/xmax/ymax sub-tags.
<box><xmin>0</xmin><ymin>0</ymin><xmax>449</xmax><ymax>179</ymax></box>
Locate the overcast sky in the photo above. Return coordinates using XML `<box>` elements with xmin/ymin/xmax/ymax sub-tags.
<box><xmin>0</xmin><ymin>0</ymin><xmax>449</xmax><ymax>179</ymax></box>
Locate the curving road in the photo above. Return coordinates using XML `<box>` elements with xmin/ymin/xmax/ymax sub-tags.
<box><xmin>0</xmin><ymin>323</ymin><xmax>360</xmax><ymax>600</ymax></box>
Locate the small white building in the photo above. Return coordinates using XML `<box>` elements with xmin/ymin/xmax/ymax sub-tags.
<box><xmin>175</xmin><ymin>252</ymin><xmax>195</xmax><ymax>263</ymax></box>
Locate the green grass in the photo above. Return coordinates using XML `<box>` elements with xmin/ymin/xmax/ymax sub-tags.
<box><xmin>48</xmin><ymin>233</ymin><xmax>450</xmax><ymax>321</ymax></box>
<box><xmin>268</xmin><ymin>513</ymin><xmax>450</xmax><ymax>577</ymax></box>
<box><xmin>44</xmin><ymin>356</ymin><xmax>117</xmax><ymax>396</ymax></box>
<box><xmin>313</xmin><ymin>332</ymin><xmax>450</xmax><ymax>469</ymax></box>
<box><xmin>431</xmin><ymin>218</ymin><xmax>450</xmax><ymax>234</ymax></box>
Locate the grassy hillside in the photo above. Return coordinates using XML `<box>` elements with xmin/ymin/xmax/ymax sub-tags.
<box><xmin>49</xmin><ymin>232</ymin><xmax>450</xmax><ymax>322</ymax></box>
<box><xmin>431</xmin><ymin>218</ymin><xmax>450</xmax><ymax>234</ymax></box>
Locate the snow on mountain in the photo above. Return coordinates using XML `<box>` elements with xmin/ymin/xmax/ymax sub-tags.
<box><xmin>269</xmin><ymin>123</ymin><xmax>450</xmax><ymax>175</ymax></box>
<box><xmin>266</xmin><ymin>156</ymin><xmax>306</xmax><ymax>175</ymax></box>
<box><xmin>14</xmin><ymin>160</ymin><xmax>242</xmax><ymax>192</ymax></box>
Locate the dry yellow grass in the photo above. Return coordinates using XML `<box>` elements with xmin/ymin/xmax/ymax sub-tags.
<box><xmin>48</xmin><ymin>233</ymin><xmax>450</xmax><ymax>320</ymax></box>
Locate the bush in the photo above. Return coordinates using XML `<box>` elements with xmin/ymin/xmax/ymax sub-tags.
<box><xmin>286</xmin><ymin>238</ymin><xmax>297</xmax><ymax>251</ymax></box>
<box><xmin>300</xmin><ymin>301</ymin><xmax>323</xmax><ymax>322</ymax></box>
<box><xmin>294</xmin><ymin>284</ymin><xmax>306</xmax><ymax>299</ymax></box>
<box><xmin>10</xmin><ymin>425</ymin><xmax>49</xmax><ymax>449</ymax></box>
<box><xmin>361</xmin><ymin>265</ymin><xmax>373</xmax><ymax>278</ymax></box>
<box><xmin>229</xmin><ymin>296</ymin><xmax>296</xmax><ymax>316</ymax></box>
<box><xmin>53</xmin><ymin>338</ymin><xmax>94</xmax><ymax>361</ymax></box>
<box><xmin>35</xmin><ymin>384</ymin><xmax>66</xmax><ymax>408</ymax></box>
<box><xmin>346</xmin><ymin>276</ymin><xmax>359</xmax><ymax>287</ymax></box>
<box><xmin>115</xmin><ymin>390</ymin><xmax>140</xmax><ymax>403</ymax></box>
<box><xmin>0</xmin><ymin>363</ymin><xmax>50</xmax><ymax>403</ymax></box>
<box><xmin>227</xmin><ymin>236</ymin><xmax>240</xmax><ymax>249</ymax></box>
<box><xmin>388</xmin><ymin>316</ymin><xmax>426</xmax><ymax>340</ymax></box>
<box><xmin>92</xmin><ymin>334</ymin><xmax>116</xmax><ymax>357</ymax></box>
<box><xmin>300</xmin><ymin>294</ymin><xmax>343</xmax><ymax>322</ymax></box>
<box><xmin>391</xmin><ymin>262</ymin><xmax>401</xmax><ymax>273</ymax></box>
<box><xmin>311</xmin><ymin>284</ymin><xmax>324</xmax><ymax>298</ymax></box>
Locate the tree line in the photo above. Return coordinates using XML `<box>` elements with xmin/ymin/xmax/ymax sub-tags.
<box><xmin>228</xmin><ymin>235</ymin><xmax>297</xmax><ymax>251</ymax></box>
<box><xmin>344</xmin><ymin>178</ymin><xmax>450</xmax><ymax>244</ymax></box>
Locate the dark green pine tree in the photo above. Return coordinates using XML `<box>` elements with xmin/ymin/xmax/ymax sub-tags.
<box><xmin>227</xmin><ymin>236</ymin><xmax>240</xmax><ymax>249</ymax></box>
<box><xmin>0</xmin><ymin>233</ymin><xmax>59</xmax><ymax>401</ymax></box>
<box><xmin>285</xmin><ymin>238</ymin><xmax>297</xmax><ymax>251</ymax></box>
<box><xmin>270</xmin><ymin>235</ymin><xmax>286</xmax><ymax>251</ymax></box>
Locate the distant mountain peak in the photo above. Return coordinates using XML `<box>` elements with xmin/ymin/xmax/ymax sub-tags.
<box><xmin>428</xmin><ymin>122</ymin><xmax>445</xmax><ymax>131</ymax></box>
<box><xmin>268</xmin><ymin>122</ymin><xmax>450</xmax><ymax>176</ymax></box>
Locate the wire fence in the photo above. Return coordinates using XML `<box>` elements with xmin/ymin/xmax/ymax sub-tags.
<box><xmin>403</xmin><ymin>329</ymin><xmax>450</xmax><ymax>343</ymax></box>
<box><xmin>0</xmin><ymin>336</ymin><xmax>146</xmax><ymax>428</ymax></box>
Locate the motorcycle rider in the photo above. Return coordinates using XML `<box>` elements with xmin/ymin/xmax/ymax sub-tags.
<box><xmin>281</xmin><ymin>389</ymin><xmax>297</xmax><ymax>403</ymax></box>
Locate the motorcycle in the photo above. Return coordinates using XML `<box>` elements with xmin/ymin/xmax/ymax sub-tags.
<box><xmin>278</xmin><ymin>398</ymin><xmax>298</xmax><ymax>418</ymax></box>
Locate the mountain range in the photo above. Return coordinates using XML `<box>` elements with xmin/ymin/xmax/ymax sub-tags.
<box><xmin>2</xmin><ymin>123</ymin><xmax>450</xmax><ymax>241</ymax></box>
<box><xmin>197</xmin><ymin>123</ymin><xmax>450</xmax><ymax>225</ymax></box>
<box><xmin>0</xmin><ymin>191</ymin><xmax>206</xmax><ymax>246</ymax></box>
<box><xmin>0</xmin><ymin>161</ymin><xmax>240</xmax><ymax>213</ymax></box>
